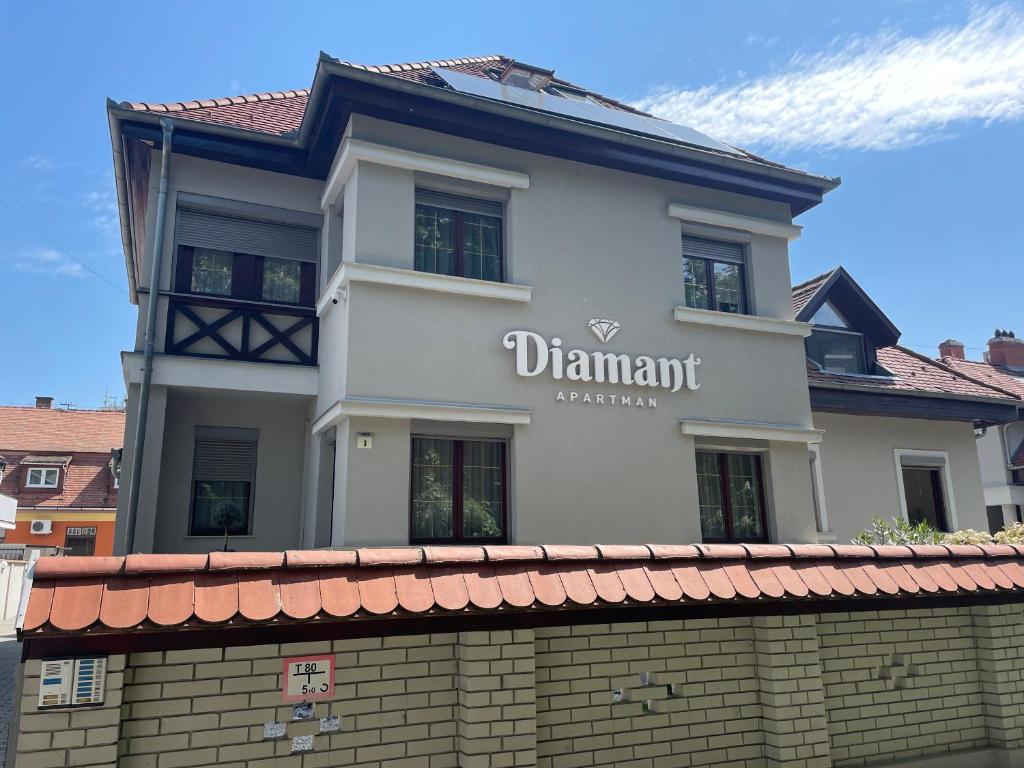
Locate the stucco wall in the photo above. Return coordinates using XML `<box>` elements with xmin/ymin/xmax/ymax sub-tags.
<box><xmin>812</xmin><ymin>412</ymin><xmax>987</xmax><ymax>541</ymax></box>
<box><xmin>150</xmin><ymin>390</ymin><xmax>309</xmax><ymax>553</ymax></box>
<box><xmin>9</xmin><ymin>604</ymin><xmax>1024</xmax><ymax>768</ymax></box>
<box><xmin>327</xmin><ymin>116</ymin><xmax>816</xmax><ymax>545</ymax></box>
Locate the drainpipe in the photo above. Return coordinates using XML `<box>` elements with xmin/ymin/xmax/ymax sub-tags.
<box><xmin>122</xmin><ymin>118</ymin><xmax>174</xmax><ymax>555</ymax></box>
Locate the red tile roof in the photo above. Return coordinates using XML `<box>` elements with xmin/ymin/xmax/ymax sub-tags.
<box><xmin>21</xmin><ymin>544</ymin><xmax>1024</xmax><ymax>637</ymax></box>
<box><xmin>791</xmin><ymin>268</ymin><xmax>836</xmax><ymax>316</ymax></box>
<box><xmin>941</xmin><ymin>357</ymin><xmax>1024</xmax><ymax>399</ymax></box>
<box><xmin>807</xmin><ymin>345</ymin><xmax>1022</xmax><ymax>402</ymax></box>
<box><xmin>0</xmin><ymin>451</ymin><xmax>117</xmax><ymax>509</ymax></box>
<box><xmin>119</xmin><ymin>55</ymin><xmax>647</xmax><ymax>138</ymax></box>
<box><xmin>0</xmin><ymin>406</ymin><xmax>125</xmax><ymax>453</ymax></box>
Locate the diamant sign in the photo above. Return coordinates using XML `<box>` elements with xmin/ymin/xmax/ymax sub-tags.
<box><xmin>501</xmin><ymin>328</ymin><xmax>701</xmax><ymax>394</ymax></box>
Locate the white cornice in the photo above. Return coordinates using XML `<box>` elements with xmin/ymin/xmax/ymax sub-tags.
<box><xmin>322</xmin><ymin>138</ymin><xmax>531</xmax><ymax>209</ymax></box>
<box><xmin>317</xmin><ymin>262</ymin><xmax>533</xmax><ymax>316</ymax></box>
<box><xmin>312</xmin><ymin>396</ymin><xmax>532</xmax><ymax>434</ymax></box>
<box><xmin>121</xmin><ymin>352</ymin><xmax>318</xmax><ymax>397</ymax></box>
<box><xmin>667</xmin><ymin>203</ymin><xmax>802</xmax><ymax>241</ymax></box>
<box><xmin>673</xmin><ymin>306</ymin><xmax>811</xmax><ymax>338</ymax></box>
<box><xmin>680</xmin><ymin>417</ymin><xmax>823</xmax><ymax>444</ymax></box>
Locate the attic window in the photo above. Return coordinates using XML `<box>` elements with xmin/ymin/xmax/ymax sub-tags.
<box><xmin>26</xmin><ymin>467</ymin><xmax>60</xmax><ymax>489</ymax></box>
<box><xmin>497</xmin><ymin>63</ymin><xmax>554</xmax><ymax>91</ymax></box>
<box><xmin>810</xmin><ymin>300</ymin><xmax>849</xmax><ymax>329</ymax></box>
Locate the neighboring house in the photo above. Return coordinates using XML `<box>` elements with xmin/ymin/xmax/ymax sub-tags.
<box><xmin>0</xmin><ymin>397</ymin><xmax>124</xmax><ymax>556</ymax></box>
<box><xmin>106</xmin><ymin>55</ymin><xmax>1016</xmax><ymax>554</ymax></box>
<box><xmin>793</xmin><ymin>267</ymin><xmax>1021</xmax><ymax>542</ymax></box>
<box><xmin>936</xmin><ymin>332</ymin><xmax>1024</xmax><ymax>532</ymax></box>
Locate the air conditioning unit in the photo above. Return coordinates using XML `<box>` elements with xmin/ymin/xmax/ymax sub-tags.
<box><xmin>30</xmin><ymin>520</ymin><xmax>52</xmax><ymax>535</ymax></box>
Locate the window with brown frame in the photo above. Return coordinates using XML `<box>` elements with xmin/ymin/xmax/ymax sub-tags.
<box><xmin>414</xmin><ymin>191</ymin><xmax>504</xmax><ymax>282</ymax></box>
<box><xmin>175</xmin><ymin>246</ymin><xmax>316</xmax><ymax>307</ymax></box>
<box><xmin>695</xmin><ymin>451</ymin><xmax>769</xmax><ymax>543</ymax></box>
<box><xmin>410</xmin><ymin>437</ymin><xmax>507</xmax><ymax>544</ymax></box>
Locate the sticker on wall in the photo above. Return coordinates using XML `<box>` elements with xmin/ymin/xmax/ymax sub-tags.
<box><xmin>282</xmin><ymin>655</ymin><xmax>334</xmax><ymax>702</ymax></box>
<box><xmin>38</xmin><ymin>657</ymin><xmax>106</xmax><ymax>708</ymax></box>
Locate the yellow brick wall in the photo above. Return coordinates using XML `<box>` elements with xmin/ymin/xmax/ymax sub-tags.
<box><xmin>8</xmin><ymin>606</ymin><xmax>1024</xmax><ymax>768</ymax></box>
<box><xmin>119</xmin><ymin>634</ymin><xmax>459</xmax><ymax>768</ymax></box>
<box><xmin>13</xmin><ymin>654</ymin><xmax>125</xmax><ymax>768</ymax></box>
<box><xmin>818</xmin><ymin>608</ymin><xmax>988</xmax><ymax>766</ymax></box>
<box><xmin>535</xmin><ymin>618</ymin><xmax>764</xmax><ymax>767</ymax></box>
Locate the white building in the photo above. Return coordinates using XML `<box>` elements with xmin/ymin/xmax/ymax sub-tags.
<box><xmin>105</xmin><ymin>55</ymin><xmax>1022</xmax><ymax>554</ymax></box>
<box><xmin>938</xmin><ymin>333</ymin><xmax>1024</xmax><ymax>531</ymax></box>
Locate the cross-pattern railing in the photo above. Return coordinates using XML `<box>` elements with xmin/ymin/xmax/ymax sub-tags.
<box><xmin>165</xmin><ymin>295</ymin><xmax>318</xmax><ymax>366</ymax></box>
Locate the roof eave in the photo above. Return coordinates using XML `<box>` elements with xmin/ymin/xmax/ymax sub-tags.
<box><xmin>106</xmin><ymin>101</ymin><xmax>138</xmax><ymax>304</ymax></box>
<box><xmin>314</xmin><ymin>56</ymin><xmax>841</xmax><ymax>202</ymax></box>
<box><xmin>809</xmin><ymin>379</ymin><xmax>1022</xmax><ymax>409</ymax></box>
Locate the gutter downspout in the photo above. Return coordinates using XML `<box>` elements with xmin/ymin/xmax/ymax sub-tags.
<box><xmin>122</xmin><ymin>118</ymin><xmax>174</xmax><ymax>555</ymax></box>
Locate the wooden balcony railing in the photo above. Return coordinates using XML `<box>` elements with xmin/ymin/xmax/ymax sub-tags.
<box><xmin>165</xmin><ymin>294</ymin><xmax>318</xmax><ymax>366</ymax></box>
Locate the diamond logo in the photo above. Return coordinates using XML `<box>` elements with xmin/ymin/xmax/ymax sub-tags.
<box><xmin>587</xmin><ymin>318</ymin><xmax>621</xmax><ymax>344</ymax></box>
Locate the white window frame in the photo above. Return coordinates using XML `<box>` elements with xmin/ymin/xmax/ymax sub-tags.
<box><xmin>26</xmin><ymin>467</ymin><xmax>60</xmax><ymax>488</ymax></box>
<box><xmin>808</xmin><ymin>444</ymin><xmax>831</xmax><ymax>536</ymax></box>
<box><xmin>893</xmin><ymin>449</ymin><xmax>958</xmax><ymax>531</ymax></box>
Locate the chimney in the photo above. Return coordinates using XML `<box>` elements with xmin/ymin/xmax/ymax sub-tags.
<box><xmin>938</xmin><ymin>339</ymin><xmax>965</xmax><ymax>360</ymax></box>
<box><xmin>988</xmin><ymin>329</ymin><xmax>1024</xmax><ymax>368</ymax></box>
<box><xmin>35</xmin><ymin>396</ymin><xmax>53</xmax><ymax>409</ymax></box>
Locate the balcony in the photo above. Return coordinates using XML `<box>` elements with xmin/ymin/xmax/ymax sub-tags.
<box><xmin>165</xmin><ymin>294</ymin><xmax>318</xmax><ymax>366</ymax></box>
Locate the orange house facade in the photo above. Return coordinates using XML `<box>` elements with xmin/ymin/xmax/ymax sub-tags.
<box><xmin>0</xmin><ymin>398</ymin><xmax>124</xmax><ymax>556</ymax></box>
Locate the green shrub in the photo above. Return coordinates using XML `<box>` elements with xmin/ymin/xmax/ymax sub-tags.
<box><xmin>852</xmin><ymin>517</ymin><xmax>946</xmax><ymax>545</ymax></box>
<box><xmin>854</xmin><ymin>517</ymin><xmax>1024</xmax><ymax>546</ymax></box>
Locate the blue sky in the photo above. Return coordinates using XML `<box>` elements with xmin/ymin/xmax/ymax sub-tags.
<box><xmin>1</xmin><ymin>1</ymin><xmax>1021</xmax><ymax>407</ymax></box>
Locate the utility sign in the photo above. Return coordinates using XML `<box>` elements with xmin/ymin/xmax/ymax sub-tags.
<box><xmin>282</xmin><ymin>655</ymin><xmax>334</xmax><ymax>702</ymax></box>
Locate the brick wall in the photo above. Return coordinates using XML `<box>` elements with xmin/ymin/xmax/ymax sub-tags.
<box><xmin>8</xmin><ymin>605</ymin><xmax>1024</xmax><ymax>768</ymax></box>
<box><xmin>818</xmin><ymin>608</ymin><xmax>987</xmax><ymax>766</ymax></box>
<box><xmin>119</xmin><ymin>634</ymin><xmax>459</xmax><ymax>768</ymax></box>
<box><xmin>535</xmin><ymin>618</ymin><xmax>763</xmax><ymax>767</ymax></box>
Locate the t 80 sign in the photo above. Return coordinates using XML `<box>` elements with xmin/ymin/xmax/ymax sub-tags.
<box><xmin>282</xmin><ymin>654</ymin><xmax>334</xmax><ymax>702</ymax></box>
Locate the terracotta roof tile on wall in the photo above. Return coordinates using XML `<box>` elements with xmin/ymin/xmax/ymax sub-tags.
<box><xmin>21</xmin><ymin>544</ymin><xmax>1024</xmax><ymax>640</ymax></box>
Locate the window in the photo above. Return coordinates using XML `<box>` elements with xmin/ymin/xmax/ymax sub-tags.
<box><xmin>806</xmin><ymin>330</ymin><xmax>867</xmax><ymax>374</ymax></box>
<box><xmin>695</xmin><ymin>451</ymin><xmax>768</xmax><ymax>542</ymax></box>
<box><xmin>682</xmin><ymin>236</ymin><xmax>747</xmax><ymax>314</ymax></box>
<box><xmin>175</xmin><ymin>208</ymin><xmax>318</xmax><ymax>306</ymax></box>
<box><xmin>901</xmin><ymin>466</ymin><xmax>948</xmax><ymax>531</ymax></box>
<box><xmin>177</xmin><ymin>246</ymin><xmax>316</xmax><ymax>307</ymax></box>
<box><xmin>63</xmin><ymin>527</ymin><xmax>97</xmax><ymax>556</ymax></box>
<box><xmin>190</xmin><ymin>247</ymin><xmax>234</xmax><ymax>296</ymax></box>
<box><xmin>415</xmin><ymin>191</ymin><xmax>503</xmax><ymax>282</ymax></box>
<box><xmin>410</xmin><ymin>437</ymin><xmax>506</xmax><ymax>543</ymax></box>
<box><xmin>189</xmin><ymin>427</ymin><xmax>258</xmax><ymax>536</ymax></box>
<box><xmin>26</xmin><ymin>467</ymin><xmax>59</xmax><ymax>488</ymax></box>
<box><xmin>986</xmin><ymin>505</ymin><xmax>1005</xmax><ymax>535</ymax></box>
<box><xmin>806</xmin><ymin>300</ymin><xmax>867</xmax><ymax>374</ymax></box>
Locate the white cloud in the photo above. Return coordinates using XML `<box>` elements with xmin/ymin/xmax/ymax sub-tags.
<box><xmin>15</xmin><ymin>249</ymin><xmax>86</xmax><ymax>278</ymax></box>
<box><xmin>22</xmin><ymin>154</ymin><xmax>55</xmax><ymax>171</ymax></box>
<box><xmin>634</xmin><ymin>4</ymin><xmax>1024</xmax><ymax>152</ymax></box>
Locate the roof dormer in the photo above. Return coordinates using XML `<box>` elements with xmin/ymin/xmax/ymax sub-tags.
<box><xmin>794</xmin><ymin>267</ymin><xmax>900</xmax><ymax>376</ymax></box>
